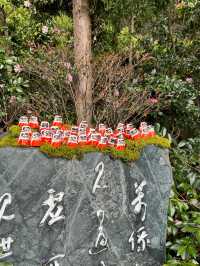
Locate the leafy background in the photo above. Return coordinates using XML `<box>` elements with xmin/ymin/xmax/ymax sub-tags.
<box><xmin>0</xmin><ymin>0</ymin><xmax>199</xmax><ymax>265</ymax></box>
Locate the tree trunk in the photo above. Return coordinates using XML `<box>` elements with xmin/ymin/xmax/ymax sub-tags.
<box><xmin>73</xmin><ymin>0</ymin><xmax>93</xmax><ymax>125</ymax></box>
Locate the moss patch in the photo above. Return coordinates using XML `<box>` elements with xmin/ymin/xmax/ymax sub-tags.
<box><xmin>0</xmin><ymin>125</ymin><xmax>171</xmax><ymax>162</ymax></box>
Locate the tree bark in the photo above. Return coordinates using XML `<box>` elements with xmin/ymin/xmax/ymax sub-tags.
<box><xmin>73</xmin><ymin>0</ymin><xmax>93</xmax><ymax>125</ymax></box>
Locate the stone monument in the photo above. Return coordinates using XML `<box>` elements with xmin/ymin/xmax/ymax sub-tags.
<box><xmin>0</xmin><ymin>145</ymin><xmax>173</xmax><ymax>266</ymax></box>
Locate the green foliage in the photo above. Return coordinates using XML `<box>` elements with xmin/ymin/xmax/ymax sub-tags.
<box><xmin>39</xmin><ymin>136</ymin><xmax>171</xmax><ymax>161</ymax></box>
<box><xmin>52</xmin><ymin>13</ymin><xmax>73</xmax><ymax>48</ymax></box>
<box><xmin>145</xmin><ymin>74</ymin><xmax>200</xmax><ymax>137</ymax></box>
<box><xmin>117</xmin><ymin>27</ymin><xmax>140</xmax><ymax>51</ymax></box>
<box><xmin>9</xmin><ymin>124</ymin><xmax>21</xmax><ymax>137</ymax></box>
<box><xmin>166</xmin><ymin>138</ymin><xmax>200</xmax><ymax>265</ymax></box>
<box><xmin>0</xmin><ymin>48</ymin><xmax>29</xmax><ymax>123</ymax></box>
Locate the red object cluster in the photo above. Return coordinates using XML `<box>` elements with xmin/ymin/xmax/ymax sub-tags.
<box><xmin>17</xmin><ymin>116</ymin><xmax>156</xmax><ymax>150</ymax></box>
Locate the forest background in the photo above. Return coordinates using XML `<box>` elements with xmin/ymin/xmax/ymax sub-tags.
<box><xmin>0</xmin><ymin>0</ymin><xmax>199</xmax><ymax>265</ymax></box>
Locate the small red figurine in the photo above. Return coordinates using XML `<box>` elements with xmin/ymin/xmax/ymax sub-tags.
<box><xmin>70</xmin><ymin>126</ymin><xmax>79</xmax><ymax>135</ymax></box>
<box><xmin>29</xmin><ymin>116</ymin><xmax>39</xmax><ymax>129</ymax></box>
<box><xmin>78</xmin><ymin>134</ymin><xmax>88</xmax><ymax>145</ymax></box>
<box><xmin>67</xmin><ymin>135</ymin><xmax>78</xmax><ymax>148</ymax></box>
<box><xmin>87</xmin><ymin>128</ymin><xmax>95</xmax><ymax>137</ymax></box>
<box><xmin>18</xmin><ymin>116</ymin><xmax>29</xmax><ymax>127</ymax></box>
<box><xmin>130</xmin><ymin>128</ymin><xmax>140</xmax><ymax>140</ymax></box>
<box><xmin>117</xmin><ymin>123</ymin><xmax>124</xmax><ymax>129</ymax></box>
<box><xmin>79</xmin><ymin>121</ymin><xmax>88</xmax><ymax>129</ymax></box>
<box><xmin>98</xmin><ymin>136</ymin><xmax>108</xmax><ymax>149</ymax></box>
<box><xmin>105</xmin><ymin>128</ymin><xmax>113</xmax><ymax>137</ymax></box>
<box><xmin>139</xmin><ymin>122</ymin><xmax>148</xmax><ymax>131</ymax></box>
<box><xmin>18</xmin><ymin>132</ymin><xmax>30</xmax><ymax>146</ymax></box>
<box><xmin>126</xmin><ymin>123</ymin><xmax>133</xmax><ymax>130</ymax></box>
<box><xmin>124</xmin><ymin>128</ymin><xmax>131</xmax><ymax>139</ymax></box>
<box><xmin>41</xmin><ymin>129</ymin><xmax>52</xmax><ymax>144</ymax></box>
<box><xmin>147</xmin><ymin>126</ymin><xmax>156</xmax><ymax>137</ymax></box>
<box><xmin>40</xmin><ymin>121</ymin><xmax>50</xmax><ymax>132</ymax></box>
<box><xmin>114</xmin><ymin>132</ymin><xmax>124</xmax><ymax>139</ymax></box>
<box><xmin>63</xmin><ymin>130</ymin><xmax>70</xmax><ymax>143</ymax></box>
<box><xmin>115</xmin><ymin>138</ymin><xmax>125</xmax><ymax>151</ymax></box>
<box><xmin>108</xmin><ymin>136</ymin><xmax>117</xmax><ymax>147</ymax></box>
<box><xmin>21</xmin><ymin>126</ymin><xmax>32</xmax><ymax>136</ymax></box>
<box><xmin>141</xmin><ymin>127</ymin><xmax>150</xmax><ymax>139</ymax></box>
<box><xmin>89</xmin><ymin>133</ymin><xmax>101</xmax><ymax>146</ymax></box>
<box><xmin>78</xmin><ymin>127</ymin><xmax>87</xmax><ymax>136</ymax></box>
<box><xmin>52</xmin><ymin>115</ymin><xmax>63</xmax><ymax>127</ymax></box>
<box><xmin>50</xmin><ymin>126</ymin><xmax>60</xmax><ymax>134</ymax></box>
<box><xmin>51</xmin><ymin>133</ymin><xmax>62</xmax><ymax>148</ymax></box>
<box><xmin>30</xmin><ymin>132</ymin><xmax>42</xmax><ymax>147</ymax></box>
<box><xmin>98</xmin><ymin>124</ymin><xmax>106</xmax><ymax>135</ymax></box>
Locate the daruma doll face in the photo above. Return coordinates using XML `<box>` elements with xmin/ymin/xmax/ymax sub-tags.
<box><xmin>18</xmin><ymin>132</ymin><xmax>30</xmax><ymax>146</ymax></box>
<box><xmin>40</xmin><ymin>121</ymin><xmax>49</xmax><ymax>130</ymax></box>
<box><xmin>30</xmin><ymin>132</ymin><xmax>42</xmax><ymax>147</ymax></box>
<box><xmin>51</xmin><ymin>133</ymin><xmax>62</xmax><ymax>147</ymax></box>
<box><xmin>52</xmin><ymin>115</ymin><xmax>63</xmax><ymax>127</ymax></box>
<box><xmin>29</xmin><ymin>116</ymin><xmax>39</xmax><ymax>128</ymax></box>
<box><xmin>19</xmin><ymin>116</ymin><xmax>29</xmax><ymax>127</ymax></box>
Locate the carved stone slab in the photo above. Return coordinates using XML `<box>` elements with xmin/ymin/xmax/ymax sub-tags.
<box><xmin>0</xmin><ymin>146</ymin><xmax>173</xmax><ymax>266</ymax></box>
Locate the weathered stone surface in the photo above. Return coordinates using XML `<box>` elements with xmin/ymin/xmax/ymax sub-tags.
<box><xmin>0</xmin><ymin>146</ymin><xmax>173</xmax><ymax>266</ymax></box>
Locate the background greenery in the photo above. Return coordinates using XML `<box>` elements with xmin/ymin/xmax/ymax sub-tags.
<box><xmin>0</xmin><ymin>0</ymin><xmax>199</xmax><ymax>265</ymax></box>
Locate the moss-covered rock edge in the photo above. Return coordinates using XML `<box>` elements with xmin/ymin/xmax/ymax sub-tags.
<box><xmin>0</xmin><ymin>125</ymin><xmax>171</xmax><ymax>162</ymax></box>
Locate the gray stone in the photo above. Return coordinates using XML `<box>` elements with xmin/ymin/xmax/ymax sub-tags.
<box><xmin>0</xmin><ymin>146</ymin><xmax>173</xmax><ymax>266</ymax></box>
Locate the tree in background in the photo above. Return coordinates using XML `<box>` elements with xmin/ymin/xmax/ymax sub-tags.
<box><xmin>73</xmin><ymin>0</ymin><xmax>93</xmax><ymax>125</ymax></box>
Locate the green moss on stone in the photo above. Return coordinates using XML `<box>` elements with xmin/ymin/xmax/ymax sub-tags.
<box><xmin>0</xmin><ymin>126</ymin><xmax>171</xmax><ymax>162</ymax></box>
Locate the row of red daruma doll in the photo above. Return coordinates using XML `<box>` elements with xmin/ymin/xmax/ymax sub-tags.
<box><xmin>17</xmin><ymin>115</ymin><xmax>156</xmax><ymax>150</ymax></box>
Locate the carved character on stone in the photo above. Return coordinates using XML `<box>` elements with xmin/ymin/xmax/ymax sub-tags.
<box><xmin>43</xmin><ymin>254</ymin><xmax>65</xmax><ymax>266</ymax></box>
<box><xmin>92</xmin><ymin>162</ymin><xmax>108</xmax><ymax>194</ymax></box>
<box><xmin>131</xmin><ymin>180</ymin><xmax>147</xmax><ymax>221</ymax></box>
<box><xmin>89</xmin><ymin>210</ymin><xmax>108</xmax><ymax>255</ymax></box>
<box><xmin>129</xmin><ymin>226</ymin><xmax>150</xmax><ymax>252</ymax></box>
<box><xmin>40</xmin><ymin>189</ymin><xmax>65</xmax><ymax>226</ymax></box>
<box><xmin>0</xmin><ymin>193</ymin><xmax>15</xmax><ymax>223</ymax></box>
<box><xmin>0</xmin><ymin>236</ymin><xmax>14</xmax><ymax>260</ymax></box>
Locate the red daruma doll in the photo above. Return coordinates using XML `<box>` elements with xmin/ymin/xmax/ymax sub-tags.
<box><xmin>41</xmin><ymin>129</ymin><xmax>52</xmax><ymax>144</ymax></box>
<box><xmin>18</xmin><ymin>132</ymin><xmax>30</xmax><ymax>146</ymax></box>
<box><xmin>89</xmin><ymin>133</ymin><xmax>101</xmax><ymax>146</ymax></box>
<box><xmin>79</xmin><ymin>120</ymin><xmax>88</xmax><ymax>129</ymax></box>
<box><xmin>147</xmin><ymin>126</ymin><xmax>156</xmax><ymax>137</ymax></box>
<box><xmin>51</xmin><ymin>133</ymin><xmax>62</xmax><ymax>148</ymax></box>
<box><xmin>126</xmin><ymin>123</ymin><xmax>133</xmax><ymax>130</ymax></box>
<box><xmin>18</xmin><ymin>116</ymin><xmax>29</xmax><ymax>127</ymax></box>
<box><xmin>141</xmin><ymin>127</ymin><xmax>150</xmax><ymax>139</ymax></box>
<box><xmin>98</xmin><ymin>124</ymin><xmax>106</xmax><ymax>135</ymax></box>
<box><xmin>78</xmin><ymin>127</ymin><xmax>87</xmax><ymax>136</ymax></box>
<box><xmin>52</xmin><ymin>115</ymin><xmax>63</xmax><ymax>127</ymax></box>
<box><xmin>115</xmin><ymin>138</ymin><xmax>126</xmax><ymax>151</ymax></box>
<box><xmin>105</xmin><ymin>128</ymin><xmax>113</xmax><ymax>138</ymax></box>
<box><xmin>21</xmin><ymin>126</ymin><xmax>32</xmax><ymax>137</ymax></box>
<box><xmin>139</xmin><ymin>122</ymin><xmax>148</xmax><ymax>131</ymax></box>
<box><xmin>63</xmin><ymin>130</ymin><xmax>70</xmax><ymax>143</ymax></box>
<box><xmin>29</xmin><ymin>116</ymin><xmax>39</xmax><ymax>129</ymax></box>
<box><xmin>78</xmin><ymin>134</ymin><xmax>88</xmax><ymax>146</ymax></box>
<box><xmin>108</xmin><ymin>136</ymin><xmax>117</xmax><ymax>147</ymax></box>
<box><xmin>50</xmin><ymin>126</ymin><xmax>60</xmax><ymax>135</ymax></box>
<box><xmin>67</xmin><ymin>135</ymin><xmax>78</xmax><ymax>148</ymax></box>
<box><xmin>130</xmin><ymin>128</ymin><xmax>140</xmax><ymax>140</ymax></box>
<box><xmin>30</xmin><ymin>132</ymin><xmax>42</xmax><ymax>147</ymax></box>
<box><xmin>98</xmin><ymin>136</ymin><xmax>108</xmax><ymax>149</ymax></box>
<box><xmin>40</xmin><ymin>121</ymin><xmax>49</xmax><ymax>132</ymax></box>
<box><xmin>70</xmin><ymin>126</ymin><xmax>79</xmax><ymax>135</ymax></box>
